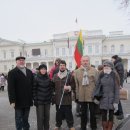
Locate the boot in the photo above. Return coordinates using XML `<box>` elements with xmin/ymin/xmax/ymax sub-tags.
<box><xmin>69</xmin><ymin>127</ymin><xmax>75</xmax><ymax>130</ymax></box>
<box><xmin>102</xmin><ymin>121</ymin><xmax>108</xmax><ymax>130</ymax></box>
<box><xmin>107</xmin><ymin>121</ymin><xmax>113</xmax><ymax>130</ymax></box>
<box><xmin>54</xmin><ymin>127</ymin><xmax>61</xmax><ymax>130</ymax></box>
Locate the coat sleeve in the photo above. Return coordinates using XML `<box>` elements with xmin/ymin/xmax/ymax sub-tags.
<box><xmin>7</xmin><ymin>71</ymin><xmax>16</xmax><ymax>104</ymax></box>
<box><xmin>74</xmin><ymin>71</ymin><xmax>79</xmax><ymax>100</ymax></box>
<box><xmin>114</xmin><ymin>72</ymin><xmax>120</xmax><ymax>104</ymax></box>
<box><xmin>33</xmin><ymin>76</ymin><xmax>38</xmax><ymax>101</ymax></box>
<box><xmin>49</xmin><ymin>66</ymin><xmax>55</xmax><ymax>80</ymax></box>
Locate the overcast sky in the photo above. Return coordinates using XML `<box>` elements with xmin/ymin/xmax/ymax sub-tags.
<box><xmin>0</xmin><ymin>0</ymin><xmax>130</xmax><ymax>42</ymax></box>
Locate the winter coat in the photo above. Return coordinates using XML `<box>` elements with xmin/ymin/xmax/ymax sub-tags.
<box><xmin>33</xmin><ymin>73</ymin><xmax>54</xmax><ymax>106</ymax></box>
<box><xmin>8</xmin><ymin>67</ymin><xmax>33</xmax><ymax>108</ymax></box>
<box><xmin>53</xmin><ymin>71</ymin><xmax>74</xmax><ymax>105</ymax></box>
<box><xmin>96</xmin><ymin>71</ymin><xmax>120</xmax><ymax>110</ymax></box>
<box><xmin>49</xmin><ymin>65</ymin><xmax>59</xmax><ymax>79</ymax></box>
<box><xmin>114</xmin><ymin>57</ymin><xmax>124</xmax><ymax>86</ymax></box>
<box><xmin>74</xmin><ymin>66</ymin><xmax>98</xmax><ymax>102</ymax></box>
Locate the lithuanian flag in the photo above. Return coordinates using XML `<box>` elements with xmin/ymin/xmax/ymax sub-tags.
<box><xmin>74</xmin><ymin>30</ymin><xmax>83</xmax><ymax>67</ymax></box>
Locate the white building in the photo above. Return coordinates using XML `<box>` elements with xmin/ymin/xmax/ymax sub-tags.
<box><xmin>0</xmin><ymin>30</ymin><xmax>130</xmax><ymax>74</ymax></box>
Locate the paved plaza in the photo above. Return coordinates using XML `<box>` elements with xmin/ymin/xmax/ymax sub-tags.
<box><xmin>0</xmin><ymin>78</ymin><xmax>130</xmax><ymax>130</ymax></box>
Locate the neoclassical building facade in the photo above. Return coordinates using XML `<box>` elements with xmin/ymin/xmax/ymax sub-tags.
<box><xmin>0</xmin><ymin>30</ymin><xmax>130</xmax><ymax>73</ymax></box>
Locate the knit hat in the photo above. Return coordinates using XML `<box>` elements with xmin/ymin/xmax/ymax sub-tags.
<box><xmin>103</xmin><ymin>60</ymin><xmax>114</xmax><ymax>69</ymax></box>
<box><xmin>112</xmin><ymin>55</ymin><xmax>118</xmax><ymax>60</ymax></box>
<box><xmin>38</xmin><ymin>64</ymin><xmax>47</xmax><ymax>70</ymax></box>
<box><xmin>16</xmin><ymin>56</ymin><xmax>25</xmax><ymax>61</ymax></box>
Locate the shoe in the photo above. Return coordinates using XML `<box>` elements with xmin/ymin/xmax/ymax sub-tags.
<box><xmin>117</xmin><ymin>114</ymin><xmax>124</xmax><ymax>120</ymax></box>
<box><xmin>69</xmin><ymin>127</ymin><xmax>75</xmax><ymax>130</ymax></box>
<box><xmin>54</xmin><ymin>127</ymin><xmax>61</xmax><ymax>130</ymax></box>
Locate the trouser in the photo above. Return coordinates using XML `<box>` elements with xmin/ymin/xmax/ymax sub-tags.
<box><xmin>118</xmin><ymin>100</ymin><xmax>124</xmax><ymax>116</ymax></box>
<box><xmin>55</xmin><ymin>105</ymin><xmax>74</xmax><ymax>128</ymax></box>
<box><xmin>101</xmin><ymin>109</ymin><xmax>114</xmax><ymax>121</ymax></box>
<box><xmin>36</xmin><ymin>104</ymin><xmax>50</xmax><ymax>130</ymax></box>
<box><xmin>15</xmin><ymin>107</ymin><xmax>30</xmax><ymax>130</ymax></box>
<box><xmin>80</xmin><ymin>102</ymin><xmax>97</xmax><ymax>130</ymax></box>
<box><xmin>76</xmin><ymin>103</ymin><xmax>81</xmax><ymax>114</ymax></box>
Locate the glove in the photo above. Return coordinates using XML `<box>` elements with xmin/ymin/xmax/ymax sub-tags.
<box><xmin>11</xmin><ymin>103</ymin><xmax>15</xmax><ymax>108</ymax></box>
<box><xmin>93</xmin><ymin>98</ymin><xmax>100</xmax><ymax>105</ymax></box>
<box><xmin>113</xmin><ymin>103</ymin><xmax>118</xmax><ymax>113</ymax></box>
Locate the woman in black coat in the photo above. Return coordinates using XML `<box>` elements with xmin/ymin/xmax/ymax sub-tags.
<box><xmin>33</xmin><ymin>64</ymin><xmax>54</xmax><ymax>130</ymax></box>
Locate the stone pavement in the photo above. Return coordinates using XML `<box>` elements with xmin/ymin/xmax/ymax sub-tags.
<box><xmin>0</xmin><ymin>78</ymin><xmax>130</xmax><ymax>130</ymax></box>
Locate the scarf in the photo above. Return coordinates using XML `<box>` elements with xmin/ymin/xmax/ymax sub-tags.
<box><xmin>58</xmin><ymin>69</ymin><xmax>67</xmax><ymax>79</ymax></box>
<box><xmin>81</xmin><ymin>66</ymin><xmax>89</xmax><ymax>86</ymax></box>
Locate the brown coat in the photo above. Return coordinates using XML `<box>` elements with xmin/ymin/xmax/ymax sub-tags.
<box><xmin>74</xmin><ymin>66</ymin><xmax>98</xmax><ymax>102</ymax></box>
<box><xmin>53</xmin><ymin>72</ymin><xmax>74</xmax><ymax>105</ymax></box>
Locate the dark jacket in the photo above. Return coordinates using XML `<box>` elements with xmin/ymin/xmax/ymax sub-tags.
<box><xmin>95</xmin><ymin>71</ymin><xmax>120</xmax><ymax>110</ymax></box>
<box><xmin>53</xmin><ymin>71</ymin><xmax>74</xmax><ymax>105</ymax></box>
<box><xmin>8</xmin><ymin>67</ymin><xmax>33</xmax><ymax>108</ymax></box>
<box><xmin>33</xmin><ymin>73</ymin><xmax>54</xmax><ymax>106</ymax></box>
<box><xmin>114</xmin><ymin>57</ymin><xmax>124</xmax><ymax>86</ymax></box>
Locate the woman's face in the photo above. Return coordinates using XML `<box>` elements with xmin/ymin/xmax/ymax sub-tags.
<box><xmin>39</xmin><ymin>68</ymin><xmax>47</xmax><ymax>75</ymax></box>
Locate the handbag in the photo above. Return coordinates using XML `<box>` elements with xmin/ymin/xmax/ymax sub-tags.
<box><xmin>120</xmin><ymin>88</ymin><xmax>128</xmax><ymax>100</ymax></box>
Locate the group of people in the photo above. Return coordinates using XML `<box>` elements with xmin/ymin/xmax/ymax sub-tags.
<box><xmin>7</xmin><ymin>54</ymin><xmax>125</xmax><ymax>130</ymax></box>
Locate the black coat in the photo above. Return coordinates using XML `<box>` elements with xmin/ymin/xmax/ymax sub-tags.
<box><xmin>33</xmin><ymin>73</ymin><xmax>54</xmax><ymax>106</ymax></box>
<box><xmin>114</xmin><ymin>57</ymin><xmax>124</xmax><ymax>86</ymax></box>
<box><xmin>8</xmin><ymin>67</ymin><xmax>33</xmax><ymax>108</ymax></box>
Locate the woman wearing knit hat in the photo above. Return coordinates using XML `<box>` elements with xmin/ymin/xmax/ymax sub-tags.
<box><xmin>33</xmin><ymin>64</ymin><xmax>54</xmax><ymax>130</ymax></box>
<box><xmin>93</xmin><ymin>60</ymin><xmax>120</xmax><ymax>130</ymax></box>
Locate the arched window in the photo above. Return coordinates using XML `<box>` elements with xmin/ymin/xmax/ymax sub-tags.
<box><xmin>120</xmin><ymin>44</ymin><xmax>124</xmax><ymax>53</ymax></box>
<box><xmin>111</xmin><ymin>45</ymin><xmax>115</xmax><ymax>53</ymax></box>
<box><xmin>103</xmin><ymin>45</ymin><xmax>107</xmax><ymax>53</ymax></box>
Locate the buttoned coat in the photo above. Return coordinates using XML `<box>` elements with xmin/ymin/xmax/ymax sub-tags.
<box><xmin>74</xmin><ymin>66</ymin><xmax>98</xmax><ymax>102</ymax></box>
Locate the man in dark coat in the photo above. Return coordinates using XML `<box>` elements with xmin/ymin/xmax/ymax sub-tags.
<box><xmin>8</xmin><ymin>56</ymin><xmax>33</xmax><ymax>130</ymax></box>
<box><xmin>112</xmin><ymin>55</ymin><xmax>124</xmax><ymax>120</ymax></box>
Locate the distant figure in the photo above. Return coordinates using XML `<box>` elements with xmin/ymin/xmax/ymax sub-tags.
<box><xmin>0</xmin><ymin>73</ymin><xmax>6</xmax><ymax>91</ymax></box>
<box><xmin>8</xmin><ymin>56</ymin><xmax>33</xmax><ymax>130</ymax></box>
<box><xmin>49</xmin><ymin>58</ymin><xmax>61</xmax><ymax>80</ymax></box>
<box><xmin>111</xmin><ymin>55</ymin><xmax>124</xmax><ymax>120</ymax></box>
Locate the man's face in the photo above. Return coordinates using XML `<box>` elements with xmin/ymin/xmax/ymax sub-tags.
<box><xmin>16</xmin><ymin>59</ymin><xmax>25</xmax><ymax>67</ymax></box>
<box><xmin>59</xmin><ymin>63</ymin><xmax>66</xmax><ymax>72</ymax></box>
<box><xmin>81</xmin><ymin>57</ymin><xmax>90</xmax><ymax>68</ymax></box>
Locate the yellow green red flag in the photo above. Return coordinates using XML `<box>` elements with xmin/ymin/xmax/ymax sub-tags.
<box><xmin>74</xmin><ymin>30</ymin><xmax>83</xmax><ymax>67</ymax></box>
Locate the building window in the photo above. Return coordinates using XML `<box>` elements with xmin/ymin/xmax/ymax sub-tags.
<box><xmin>103</xmin><ymin>45</ymin><xmax>107</xmax><ymax>53</ymax></box>
<box><xmin>20</xmin><ymin>52</ymin><xmax>22</xmax><ymax>56</ymax></box>
<box><xmin>95</xmin><ymin>44</ymin><xmax>99</xmax><ymax>54</ymax></box>
<box><xmin>88</xmin><ymin>45</ymin><xmax>92</xmax><ymax>54</ymax></box>
<box><xmin>120</xmin><ymin>44</ymin><xmax>124</xmax><ymax>53</ymax></box>
<box><xmin>32</xmin><ymin>48</ymin><xmax>41</xmax><ymax>56</ymax></box>
<box><xmin>4</xmin><ymin>65</ymin><xmax>7</xmax><ymax>71</ymax></box>
<box><xmin>56</xmin><ymin>48</ymin><xmax>59</xmax><ymax>56</ymax></box>
<box><xmin>62</xmin><ymin>48</ymin><xmax>65</xmax><ymax>56</ymax></box>
<box><xmin>69</xmin><ymin>62</ymin><xmax>72</xmax><ymax>70</ymax></box>
<box><xmin>69</xmin><ymin>47</ymin><xmax>72</xmax><ymax>55</ymax></box>
<box><xmin>11</xmin><ymin>51</ymin><xmax>14</xmax><ymax>58</ymax></box>
<box><xmin>45</xmin><ymin>49</ymin><xmax>48</xmax><ymax>56</ymax></box>
<box><xmin>3</xmin><ymin>51</ymin><xmax>6</xmax><ymax>59</ymax></box>
<box><xmin>111</xmin><ymin>45</ymin><xmax>115</xmax><ymax>53</ymax></box>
